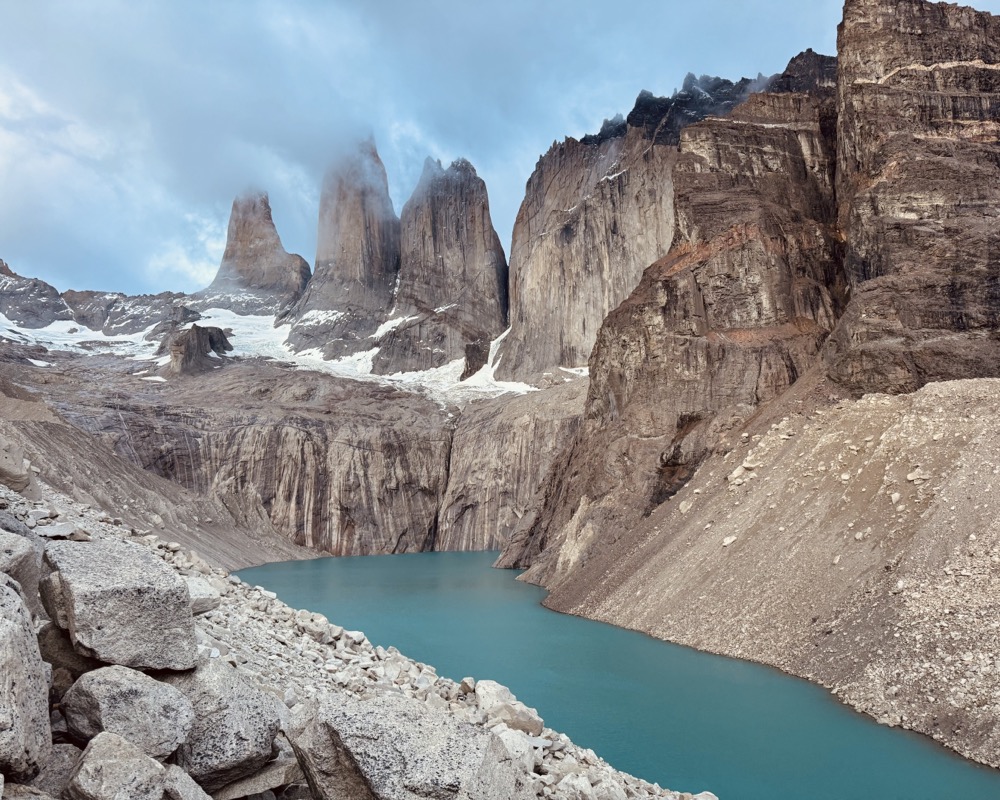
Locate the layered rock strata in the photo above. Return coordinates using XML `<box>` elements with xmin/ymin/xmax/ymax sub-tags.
<box><xmin>286</xmin><ymin>141</ymin><xmax>400</xmax><ymax>359</ymax></box>
<box><xmin>500</xmin><ymin>57</ymin><xmax>845</xmax><ymax>582</ymax></box>
<box><xmin>372</xmin><ymin>158</ymin><xmax>509</xmax><ymax>376</ymax></box>
<box><xmin>825</xmin><ymin>0</ymin><xmax>1000</xmax><ymax>393</ymax></box>
<box><xmin>495</xmin><ymin>74</ymin><xmax>770</xmax><ymax>383</ymax></box>
<box><xmin>0</xmin><ymin>477</ymin><xmax>695</xmax><ymax>800</ymax></box>
<box><xmin>197</xmin><ymin>192</ymin><xmax>311</xmax><ymax>316</ymax></box>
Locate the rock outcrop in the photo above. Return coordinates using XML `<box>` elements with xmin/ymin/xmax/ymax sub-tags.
<box><xmin>60</xmin><ymin>291</ymin><xmax>199</xmax><ymax>337</ymax></box>
<box><xmin>823</xmin><ymin>0</ymin><xmax>1000</xmax><ymax>393</ymax></box>
<box><xmin>0</xmin><ymin>262</ymin><xmax>73</xmax><ymax>329</ymax></box>
<box><xmin>286</xmin><ymin>141</ymin><xmax>401</xmax><ymax>359</ymax></box>
<box><xmin>157</xmin><ymin>324</ymin><xmax>232</xmax><ymax>376</ymax></box>
<box><xmin>495</xmin><ymin>74</ymin><xmax>769</xmax><ymax>383</ymax></box>
<box><xmin>500</xmin><ymin>53</ymin><xmax>845</xmax><ymax>581</ymax></box>
<box><xmin>372</xmin><ymin>158</ymin><xmax>509</xmax><ymax>376</ymax></box>
<box><xmin>196</xmin><ymin>192</ymin><xmax>311</xmax><ymax>316</ymax></box>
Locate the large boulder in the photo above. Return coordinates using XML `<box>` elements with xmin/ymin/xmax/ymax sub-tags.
<box><xmin>42</xmin><ymin>540</ymin><xmax>197</xmax><ymax>670</ymax></box>
<box><xmin>474</xmin><ymin>680</ymin><xmax>544</xmax><ymax>736</ymax></box>
<box><xmin>0</xmin><ymin>576</ymin><xmax>51</xmax><ymax>782</ymax></box>
<box><xmin>0</xmin><ymin>435</ymin><xmax>30</xmax><ymax>492</ymax></box>
<box><xmin>289</xmin><ymin>691</ymin><xmax>534</xmax><ymax>800</ymax></box>
<box><xmin>63</xmin><ymin>732</ymin><xmax>166</xmax><ymax>800</ymax></box>
<box><xmin>160</xmin><ymin>658</ymin><xmax>281</xmax><ymax>792</ymax></box>
<box><xmin>0</xmin><ymin>527</ymin><xmax>43</xmax><ymax>618</ymax></box>
<box><xmin>28</xmin><ymin>743</ymin><xmax>82</xmax><ymax>799</ymax></box>
<box><xmin>62</xmin><ymin>665</ymin><xmax>194</xmax><ymax>760</ymax></box>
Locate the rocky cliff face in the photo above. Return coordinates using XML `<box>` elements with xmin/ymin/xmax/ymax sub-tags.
<box><xmin>437</xmin><ymin>381</ymin><xmax>584</xmax><ymax>551</ymax></box>
<box><xmin>372</xmin><ymin>158</ymin><xmax>508</xmax><ymax>376</ymax></box>
<box><xmin>0</xmin><ymin>261</ymin><xmax>73</xmax><ymax>329</ymax></box>
<box><xmin>826</xmin><ymin>0</ymin><xmax>1000</xmax><ymax>393</ymax></box>
<box><xmin>286</xmin><ymin>141</ymin><xmax>400</xmax><ymax>359</ymax></box>
<box><xmin>495</xmin><ymin>75</ymin><xmax>768</xmax><ymax>383</ymax></box>
<box><xmin>158</xmin><ymin>325</ymin><xmax>233</xmax><ymax>376</ymax></box>
<box><xmin>197</xmin><ymin>192</ymin><xmax>311</xmax><ymax>316</ymax></box>
<box><xmin>500</xmin><ymin>55</ymin><xmax>845</xmax><ymax>581</ymax></box>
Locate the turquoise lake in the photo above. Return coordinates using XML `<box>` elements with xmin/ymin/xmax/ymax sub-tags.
<box><xmin>238</xmin><ymin>551</ymin><xmax>1000</xmax><ymax>800</ymax></box>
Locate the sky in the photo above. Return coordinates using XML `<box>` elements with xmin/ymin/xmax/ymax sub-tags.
<box><xmin>1</xmin><ymin>0</ymin><xmax>998</xmax><ymax>297</ymax></box>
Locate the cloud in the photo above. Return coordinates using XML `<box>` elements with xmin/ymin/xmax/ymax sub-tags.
<box><xmin>2</xmin><ymin>0</ymin><xmax>998</xmax><ymax>295</ymax></box>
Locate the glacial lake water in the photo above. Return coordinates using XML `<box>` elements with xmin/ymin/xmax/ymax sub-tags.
<box><xmin>238</xmin><ymin>552</ymin><xmax>1000</xmax><ymax>800</ymax></box>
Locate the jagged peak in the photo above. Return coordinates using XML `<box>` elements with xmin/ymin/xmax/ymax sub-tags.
<box><xmin>0</xmin><ymin>259</ymin><xmax>14</xmax><ymax>278</ymax></box>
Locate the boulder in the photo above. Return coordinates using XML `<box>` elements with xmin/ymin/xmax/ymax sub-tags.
<box><xmin>63</xmin><ymin>732</ymin><xmax>166</xmax><ymax>800</ymax></box>
<box><xmin>36</xmin><ymin>622</ymin><xmax>103</xmax><ymax>681</ymax></box>
<box><xmin>474</xmin><ymin>680</ymin><xmax>544</xmax><ymax>736</ymax></box>
<box><xmin>42</xmin><ymin>539</ymin><xmax>197</xmax><ymax>670</ymax></box>
<box><xmin>0</xmin><ymin>436</ymin><xmax>30</xmax><ymax>492</ymax></box>
<box><xmin>184</xmin><ymin>576</ymin><xmax>221</xmax><ymax>615</ymax></box>
<box><xmin>0</xmin><ymin>528</ymin><xmax>43</xmax><ymax>618</ymax></box>
<box><xmin>2</xmin><ymin>785</ymin><xmax>57</xmax><ymax>799</ymax></box>
<box><xmin>163</xmin><ymin>766</ymin><xmax>211</xmax><ymax>800</ymax></box>
<box><xmin>160</xmin><ymin>658</ymin><xmax>281</xmax><ymax>792</ymax></box>
<box><xmin>62</xmin><ymin>665</ymin><xmax>194</xmax><ymax>760</ymax></box>
<box><xmin>288</xmin><ymin>690</ymin><xmax>534</xmax><ymax>800</ymax></box>
<box><xmin>28</xmin><ymin>742</ymin><xmax>82</xmax><ymax>798</ymax></box>
<box><xmin>0</xmin><ymin>576</ymin><xmax>51</xmax><ymax>781</ymax></box>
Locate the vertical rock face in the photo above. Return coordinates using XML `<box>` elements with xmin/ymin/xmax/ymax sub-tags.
<box><xmin>199</xmin><ymin>192</ymin><xmax>311</xmax><ymax>316</ymax></box>
<box><xmin>499</xmin><ymin>54</ymin><xmax>845</xmax><ymax>582</ymax></box>
<box><xmin>436</xmin><ymin>381</ymin><xmax>584</xmax><ymax>552</ymax></box>
<box><xmin>826</xmin><ymin>0</ymin><xmax>1000</xmax><ymax>393</ymax></box>
<box><xmin>286</xmin><ymin>141</ymin><xmax>400</xmax><ymax>358</ymax></box>
<box><xmin>372</xmin><ymin>158</ymin><xmax>509</xmax><ymax>376</ymax></box>
<box><xmin>495</xmin><ymin>75</ymin><xmax>764</xmax><ymax>383</ymax></box>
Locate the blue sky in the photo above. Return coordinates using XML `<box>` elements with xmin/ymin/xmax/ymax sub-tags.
<box><xmin>1</xmin><ymin>0</ymin><xmax>997</xmax><ymax>295</ymax></box>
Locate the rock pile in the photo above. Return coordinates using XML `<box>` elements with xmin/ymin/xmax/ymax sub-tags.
<box><xmin>0</xmin><ymin>480</ymin><xmax>714</xmax><ymax>800</ymax></box>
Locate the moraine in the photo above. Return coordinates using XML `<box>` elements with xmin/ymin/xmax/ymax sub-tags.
<box><xmin>240</xmin><ymin>551</ymin><xmax>1000</xmax><ymax>800</ymax></box>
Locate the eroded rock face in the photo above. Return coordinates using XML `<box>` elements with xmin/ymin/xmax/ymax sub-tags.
<box><xmin>501</xmin><ymin>57</ymin><xmax>845</xmax><ymax>582</ymax></box>
<box><xmin>42</xmin><ymin>540</ymin><xmax>198</xmax><ymax>670</ymax></box>
<box><xmin>826</xmin><ymin>0</ymin><xmax>1000</xmax><ymax>393</ymax></box>
<box><xmin>0</xmin><ymin>261</ymin><xmax>73</xmax><ymax>329</ymax></box>
<box><xmin>0</xmin><ymin>576</ymin><xmax>51</xmax><ymax>782</ymax></box>
<box><xmin>438</xmin><ymin>381</ymin><xmax>584</xmax><ymax>551</ymax></box>
<box><xmin>286</xmin><ymin>140</ymin><xmax>401</xmax><ymax>359</ymax></box>
<box><xmin>372</xmin><ymin>158</ymin><xmax>508</xmax><ymax>375</ymax></box>
<box><xmin>159</xmin><ymin>325</ymin><xmax>233</xmax><ymax>376</ymax></box>
<box><xmin>496</xmin><ymin>75</ymin><xmax>768</xmax><ymax>383</ymax></box>
<box><xmin>197</xmin><ymin>192</ymin><xmax>311</xmax><ymax>316</ymax></box>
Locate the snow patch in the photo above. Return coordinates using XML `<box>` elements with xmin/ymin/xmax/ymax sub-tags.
<box><xmin>372</xmin><ymin>315</ymin><xmax>418</xmax><ymax>340</ymax></box>
<box><xmin>294</xmin><ymin>309</ymin><xmax>345</xmax><ymax>327</ymax></box>
<box><xmin>141</xmin><ymin>376</ymin><xmax>167</xmax><ymax>383</ymax></box>
<box><xmin>26</xmin><ymin>358</ymin><xmax>52</xmax><ymax>367</ymax></box>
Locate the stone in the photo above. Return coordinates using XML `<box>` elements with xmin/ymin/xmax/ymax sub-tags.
<box><xmin>0</xmin><ymin>576</ymin><xmax>51</xmax><ymax>781</ymax></box>
<box><xmin>184</xmin><ymin>576</ymin><xmax>221</xmax><ymax>615</ymax></box>
<box><xmin>557</xmin><ymin>773</ymin><xmax>596</xmax><ymax>800</ymax></box>
<box><xmin>36</xmin><ymin>622</ymin><xmax>103</xmax><ymax>681</ymax></box>
<box><xmin>162</xmin><ymin>766</ymin><xmax>212</xmax><ymax>800</ymax></box>
<box><xmin>212</xmin><ymin>754</ymin><xmax>304</xmax><ymax>800</ymax></box>
<box><xmin>474</xmin><ymin>680</ymin><xmax>544</xmax><ymax>736</ymax></box>
<box><xmin>2</xmin><ymin>785</ymin><xmax>57</xmax><ymax>799</ymax></box>
<box><xmin>0</xmin><ymin>528</ymin><xmax>43</xmax><ymax>618</ymax></box>
<box><xmin>43</xmin><ymin>539</ymin><xmax>198</xmax><ymax>670</ymax></box>
<box><xmin>289</xmin><ymin>691</ymin><xmax>534</xmax><ymax>800</ymax></box>
<box><xmin>62</xmin><ymin>665</ymin><xmax>194</xmax><ymax>760</ymax></box>
<box><xmin>160</xmin><ymin>658</ymin><xmax>281</xmax><ymax>792</ymax></box>
<box><xmin>0</xmin><ymin>436</ymin><xmax>30</xmax><ymax>493</ymax></box>
<box><xmin>160</xmin><ymin>325</ymin><xmax>233</xmax><ymax>377</ymax></box>
<box><xmin>28</xmin><ymin>743</ymin><xmax>82</xmax><ymax>799</ymax></box>
<box><xmin>63</xmin><ymin>732</ymin><xmax>166</xmax><ymax>800</ymax></box>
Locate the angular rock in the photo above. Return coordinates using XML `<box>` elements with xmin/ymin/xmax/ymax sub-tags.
<box><xmin>196</xmin><ymin>191</ymin><xmax>311</xmax><ymax>316</ymax></box>
<box><xmin>184</xmin><ymin>575</ymin><xmax>221</xmax><ymax>615</ymax></box>
<box><xmin>64</xmin><ymin>732</ymin><xmax>166</xmax><ymax>800</ymax></box>
<box><xmin>474</xmin><ymin>680</ymin><xmax>544</xmax><ymax>736</ymax></box>
<box><xmin>212</xmin><ymin>753</ymin><xmax>303</xmax><ymax>800</ymax></box>
<box><xmin>289</xmin><ymin>691</ymin><xmax>533</xmax><ymax>800</ymax></box>
<box><xmin>0</xmin><ymin>576</ymin><xmax>51</xmax><ymax>781</ymax></box>
<box><xmin>0</xmin><ymin>436</ymin><xmax>29</xmax><ymax>492</ymax></box>
<box><xmin>159</xmin><ymin>325</ymin><xmax>233</xmax><ymax>377</ymax></box>
<box><xmin>287</xmin><ymin>139</ymin><xmax>400</xmax><ymax>359</ymax></box>
<box><xmin>36</xmin><ymin>622</ymin><xmax>103</xmax><ymax>681</ymax></box>
<box><xmin>0</xmin><ymin>527</ymin><xmax>43</xmax><ymax>618</ymax></box>
<box><xmin>160</xmin><ymin>658</ymin><xmax>281</xmax><ymax>792</ymax></box>
<box><xmin>162</xmin><ymin>765</ymin><xmax>211</xmax><ymax>800</ymax></box>
<box><xmin>28</xmin><ymin>742</ymin><xmax>82</xmax><ymax>799</ymax></box>
<box><xmin>43</xmin><ymin>539</ymin><xmax>197</xmax><ymax>670</ymax></box>
<box><xmin>372</xmin><ymin>157</ymin><xmax>508</xmax><ymax>375</ymax></box>
<box><xmin>2</xmin><ymin>785</ymin><xmax>57</xmax><ymax>799</ymax></box>
<box><xmin>62</xmin><ymin>665</ymin><xmax>194</xmax><ymax>760</ymax></box>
